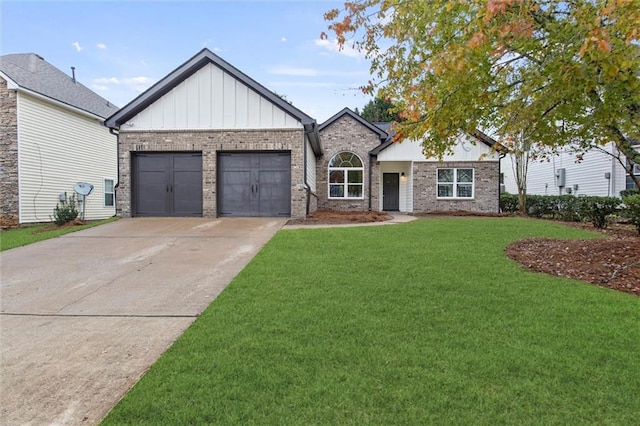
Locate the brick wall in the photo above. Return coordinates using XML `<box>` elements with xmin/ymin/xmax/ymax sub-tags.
<box><xmin>317</xmin><ymin>115</ymin><xmax>382</xmax><ymax>211</ymax></box>
<box><xmin>413</xmin><ymin>161</ymin><xmax>500</xmax><ymax>212</ymax></box>
<box><xmin>0</xmin><ymin>77</ymin><xmax>19</xmax><ymax>224</ymax></box>
<box><xmin>117</xmin><ymin>128</ymin><xmax>307</xmax><ymax>218</ymax></box>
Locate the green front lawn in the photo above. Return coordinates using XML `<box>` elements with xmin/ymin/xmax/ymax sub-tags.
<box><xmin>102</xmin><ymin>217</ymin><xmax>640</xmax><ymax>425</ymax></box>
<box><xmin>0</xmin><ymin>217</ymin><xmax>118</xmax><ymax>251</ymax></box>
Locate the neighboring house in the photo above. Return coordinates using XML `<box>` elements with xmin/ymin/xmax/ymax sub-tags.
<box><xmin>501</xmin><ymin>142</ymin><xmax>640</xmax><ymax>197</ymax></box>
<box><xmin>0</xmin><ymin>53</ymin><xmax>119</xmax><ymax>224</ymax></box>
<box><xmin>104</xmin><ymin>49</ymin><xmax>503</xmax><ymax>219</ymax></box>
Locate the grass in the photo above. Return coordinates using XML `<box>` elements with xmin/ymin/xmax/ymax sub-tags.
<box><xmin>0</xmin><ymin>217</ymin><xmax>118</xmax><ymax>251</ymax></box>
<box><xmin>102</xmin><ymin>217</ymin><xmax>640</xmax><ymax>425</ymax></box>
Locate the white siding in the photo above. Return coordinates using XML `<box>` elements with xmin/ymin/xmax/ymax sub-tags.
<box><xmin>124</xmin><ymin>63</ymin><xmax>302</xmax><ymax>130</ymax></box>
<box><xmin>17</xmin><ymin>93</ymin><xmax>117</xmax><ymax>223</ymax></box>
<box><xmin>377</xmin><ymin>133</ymin><xmax>499</xmax><ymax>162</ymax></box>
<box><xmin>501</xmin><ymin>143</ymin><xmax>628</xmax><ymax>197</ymax></box>
<box><xmin>379</xmin><ymin>162</ymin><xmax>413</xmax><ymax>212</ymax></box>
<box><xmin>305</xmin><ymin>138</ymin><xmax>317</xmax><ymax>192</ymax></box>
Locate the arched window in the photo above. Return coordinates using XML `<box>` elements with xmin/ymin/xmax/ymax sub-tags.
<box><xmin>328</xmin><ymin>152</ymin><xmax>364</xmax><ymax>199</ymax></box>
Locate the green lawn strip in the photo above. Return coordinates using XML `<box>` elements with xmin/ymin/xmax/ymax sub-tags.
<box><xmin>0</xmin><ymin>217</ymin><xmax>118</xmax><ymax>251</ymax></box>
<box><xmin>102</xmin><ymin>217</ymin><xmax>640</xmax><ymax>425</ymax></box>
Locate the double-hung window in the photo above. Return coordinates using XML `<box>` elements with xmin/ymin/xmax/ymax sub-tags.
<box><xmin>104</xmin><ymin>178</ymin><xmax>115</xmax><ymax>207</ymax></box>
<box><xmin>328</xmin><ymin>152</ymin><xmax>364</xmax><ymax>199</ymax></box>
<box><xmin>437</xmin><ymin>168</ymin><xmax>474</xmax><ymax>198</ymax></box>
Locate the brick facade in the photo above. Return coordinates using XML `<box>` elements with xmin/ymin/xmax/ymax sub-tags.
<box><xmin>317</xmin><ymin>115</ymin><xmax>382</xmax><ymax>211</ymax></box>
<box><xmin>117</xmin><ymin>129</ymin><xmax>308</xmax><ymax>218</ymax></box>
<box><xmin>0</xmin><ymin>77</ymin><xmax>19</xmax><ymax>224</ymax></box>
<box><xmin>412</xmin><ymin>161</ymin><xmax>500</xmax><ymax>213</ymax></box>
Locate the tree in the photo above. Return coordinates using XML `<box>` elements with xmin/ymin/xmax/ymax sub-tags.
<box><xmin>360</xmin><ymin>97</ymin><xmax>401</xmax><ymax>122</ymax></box>
<box><xmin>323</xmin><ymin>0</ymin><xmax>640</xmax><ymax>189</ymax></box>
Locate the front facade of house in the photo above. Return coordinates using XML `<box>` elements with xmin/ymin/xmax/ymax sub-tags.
<box><xmin>105</xmin><ymin>49</ymin><xmax>322</xmax><ymax>219</ymax></box>
<box><xmin>0</xmin><ymin>53</ymin><xmax>118</xmax><ymax>224</ymax></box>
<box><xmin>501</xmin><ymin>142</ymin><xmax>640</xmax><ymax>197</ymax></box>
<box><xmin>318</xmin><ymin>108</ymin><xmax>502</xmax><ymax>214</ymax></box>
<box><xmin>106</xmin><ymin>49</ymin><xmax>501</xmax><ymax>219</ymax></box>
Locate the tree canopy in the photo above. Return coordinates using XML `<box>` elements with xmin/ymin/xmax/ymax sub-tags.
<box><xmin>360</xmin><ymin>97</ymin><xmax>402</xmax><ymax>122</ymax></box>
<box><xmin>324</xmin><ymin>0</ymin><xmax>640</xmax><ymax>187</ymax></box>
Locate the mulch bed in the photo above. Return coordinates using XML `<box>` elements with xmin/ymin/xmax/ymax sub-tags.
<box><xmin>505</xmin><ymin>222</ymin><xmax>640</xmax><ymax>296</ymax></box>
<box><xmin>286</xmin><ymin>210</ymin><xmax>391</xmax><ymax>225</ymax></box>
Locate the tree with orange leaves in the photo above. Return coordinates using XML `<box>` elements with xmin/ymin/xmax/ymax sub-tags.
<box><xmin>323</xmin><ymin>0</ymin><xmax>640</xmax><ymax>190</ymax></box>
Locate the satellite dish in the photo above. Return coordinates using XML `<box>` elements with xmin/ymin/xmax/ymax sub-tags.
<box><xmin>74</xmin><ymin>182</ymin><xmax>94</xmax><ymax>196</ymax></box>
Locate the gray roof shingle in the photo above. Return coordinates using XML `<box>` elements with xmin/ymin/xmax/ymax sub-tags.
<box><xmin>0</xmin><ymin>53</ymin><xmax>118</xmax><ymax>119</ymax></box>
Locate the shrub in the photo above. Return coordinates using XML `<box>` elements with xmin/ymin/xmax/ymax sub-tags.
<box><xmin>620</xmin><ymin>188</ymin><xmax>639</xmax><ymax>198</ymax></box>
<box><xmin>623</xmin><ymin>194</ymin><xmax>640</xmax><ymax>235</ymax></box>
<box><xmin>52</xmin><ymin>193</ymin><xmax>79</xmax><ymax>225</ymax></box>
<box><xmin>578</xmin><ymin>196</ymin><xmax>622</xmax><ymax>229</ymax></box>
<box><xmin>500</xmin><ymin>193</ymin><xmax>519</xmax><ymax>213</ymax></box>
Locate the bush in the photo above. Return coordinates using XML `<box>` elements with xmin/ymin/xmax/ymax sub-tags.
<box><xmin>620</xmin><ymin>188</ymin><xmax>639</xmax><ymax>198</ymax></box>
<box><xmin>578</xmin><ymin>196</ymin><xmax>623</xmax><ymax>229</ymax></box>
<box><xmin>52</xmin><ymin>193</ymin><xmax>79</xmax><ymax>225</ymax></box>
<box><xmin>500</xmin><ymin>193</ymin><xmax>519</xmax><ymax>213</ymax></box>
<box><xmin>623</xmin><ymin>194</ymin><xmax>640</xmax><ymax>235</ymax></box>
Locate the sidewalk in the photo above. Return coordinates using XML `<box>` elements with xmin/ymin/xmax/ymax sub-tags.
<box><xmin>282</xmin><ymin>214</ymin><xmax>417</xmax><ymax>230</ymax></box>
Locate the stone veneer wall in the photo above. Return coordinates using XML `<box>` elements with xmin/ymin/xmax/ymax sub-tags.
<box><xmin>0</xmin><ymin>77</ymin><xmax>19</xmax><ymax>223</ymax></box>
<box><xmin>117</xmin><ymin>128</ymin><xmax>307</xmax><ymax>218</ymax></box>
<box><xmin>412</xmin><ymin>161</ymin><xmax>500</xmax><ymax>212</ymax></box>
<box><xmin>317</xmin><ymin>115</ymin><xmax>382</xmax><ymax>211</ymax></box>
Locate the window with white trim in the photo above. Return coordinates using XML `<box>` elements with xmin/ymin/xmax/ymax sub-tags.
<box><xmin>104</xmin><ymin>178</ymin><xmax>115</xmax><ymax>207</ymax></box>
<box><xmin>626</xmin><ymin>162</ymin><xmax>640</xmax><ymax>190</ymax></box>
<box><xmin>328</xmin><ymin>152</ymin><xmax>364</xmax><ymax>199</ymax></box>
<box><xmin>437</xmin><ymin>168</ymin><xmax>474</xmax><ymax>198</ymax></box>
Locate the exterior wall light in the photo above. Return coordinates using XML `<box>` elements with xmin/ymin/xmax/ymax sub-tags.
<box><xmin>400</xmin><ymin>172</ymin><xmax>408</xmax><ymax>182</ymax></box>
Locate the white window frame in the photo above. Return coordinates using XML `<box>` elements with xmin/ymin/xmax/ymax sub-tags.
<box><xmin>328</xmin><ymin>152</ymin><xmax>365</xmax><ymax>200</ymax></box>
<box><xmin>436</xmin><ymin>168</ymin><xmax>475</xmax><ymax>199</ymax></box>
<box><xmin>104</xmin><ymin>178</ymin><xmax>115</xmax><ymax>207</ymax></box>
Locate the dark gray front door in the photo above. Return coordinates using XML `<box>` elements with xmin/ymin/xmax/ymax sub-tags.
<box><xmin>218</xmin><ymin>152</ymin><xmax>291</xmax><ymax>217</ymax></box>
<box><xmin>383</xmin><ymin>173</ymin><xmax>400</xmax><ymax>211</ymax></box>
<box><xmin>133</xmin><ymin>153</ymin><xmax>203</xmax><ymax>217</ymax></box>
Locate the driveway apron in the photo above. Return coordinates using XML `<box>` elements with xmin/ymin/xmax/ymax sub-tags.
<box><xmin>0</xmin><ymin>217</ymin><xmax>285</xmax><ymax>425</ymax></box>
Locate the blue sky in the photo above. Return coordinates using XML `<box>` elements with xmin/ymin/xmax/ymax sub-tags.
<box><xmin>1</xmin><ymin>0</ymin><xmax>374</xmax><ymax>121</ymax></box>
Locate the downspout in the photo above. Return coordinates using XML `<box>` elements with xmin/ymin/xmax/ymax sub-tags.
<box><xmin>303</xmin><ymin>131</ymin><xmax>310</xmax><ymax>216</ymax></box>
<box><xmin>368</xmin><ymin>154</ymin><xmax>373</xmax><ymax>211</ymax></box>
<box><xmin>498</xmin><ymin>150</ymin><xmax>507</xmax><ymax>213</ymax></box>
<box><xmin>109</xmin><ymin>127</ymin><xmax>120</xmax><ymax>215</ymax></box>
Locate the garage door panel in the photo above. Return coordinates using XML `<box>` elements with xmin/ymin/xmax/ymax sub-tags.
<box><xmin>133</xmin><ymin>153</ymin><xmax>202</xmax><ymax>217</ymax></box>
<box><xmin>173</xmin><ymin>170</ymin><xmax>203</xmax><ymax>215</ymax></box>
<box><xmin>218</xmin><ymin>152</ymin><xmax>291</xmax><ymax>217</ymax></box>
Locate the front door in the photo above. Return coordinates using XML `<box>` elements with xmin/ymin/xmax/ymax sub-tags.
<box><xmin>383</xmin><ymin>173</ymin><xmax>400</xmax><ymax>211</ymax></box>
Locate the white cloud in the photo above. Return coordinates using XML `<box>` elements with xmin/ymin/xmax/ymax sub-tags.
<box><xmin>94</xmin><ymin>77</ymin><xmax>120</xmax><ymax>85</ymax></box>
<box><xmin>72</xmin><ymin>41</ymin><xmax>83</xmax><ymax>52</ymax></box>
<box><xmin>281</xmin><ymin>37</ymin><xmax>287</xmax><ymax>42</ymax></box>
<box><xmin>96</xmin><ymin>43</ymin><xmax>107</xmax><ymax>50</ymax></box>
<box><xmin>123</xmin><ymin>76</ymin><xmax>152</xmax><ymax>85</ymax></box>
<box><xmin>314</xmin><ymin>38</ymin><xmax>362</xmax><ymax>58</ymax></box>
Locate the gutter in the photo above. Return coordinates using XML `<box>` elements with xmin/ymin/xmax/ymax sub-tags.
<box><xmin>108</xmin><ymin>127</ymin><xmax>121</xmax><ymax>216</ymax></box>
<box><xmin>368</xmin><ymin>154</ymin><xmax>373</xmax><ymax>211</ymax></box>
<box><xmin>498</xmin><ymin>150</ymin><xmax>507</xmax><ymax>213</ymax></box>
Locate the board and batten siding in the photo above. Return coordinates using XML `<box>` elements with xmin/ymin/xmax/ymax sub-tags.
<box><xmin>124</xmin><ymin>63</ymin><xmax>302</xmax><ymax>131</ymax></box>
<box><xmin>17</xmin><ymin>92</ymin><xmax>117</xmax><ymax>223</ymax></box>
<box><xmin>305</xmin><ymin>138</ymin><xmax>316</xmax><ymax>192</ymax></box>
<box><xmin>377</xmin><ymin>134</ymin><xmax>500</xmax><ymax>162</ymax></box>
<box><xmin>501</xmin><ymin>142</ymin><xmax>627</xmax><ymax>197</ymax></box>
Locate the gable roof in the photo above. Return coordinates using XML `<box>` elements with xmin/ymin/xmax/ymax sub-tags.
<box><xmin>319</xmin><ymin>107</ymin><xmax>388</xmax><ymax>141</ymax></box>
<box><xmin>104</xmin><ymin>48</ymin><xmax>322</xmax><ymax>155</ymax></box>
<box><xmin>370</xmin><ymin>128</ymin><xmax>502</xmax><ymax>156</ymax></box>
<box><xmin>0</xmin><ymin>53</ymin><xmax>118</xmax><ymax>119</ymax></box>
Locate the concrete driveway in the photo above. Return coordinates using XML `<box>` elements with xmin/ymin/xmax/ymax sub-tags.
<box><xmin>0</xmin><ymin>217</ymin><xmax>285</xmax><ymax>425</ymax></box>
